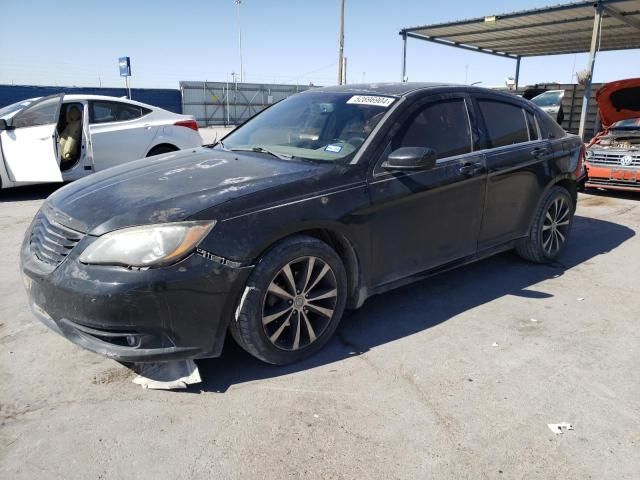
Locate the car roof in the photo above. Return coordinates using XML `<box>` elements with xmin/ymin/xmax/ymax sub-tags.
<box><xmin>306</xmin><ymin>82</ymin><xmax>533</xmax><ymax>109</ymax></box>
<box><xmin>309</xmin><ymin>82</ymin><xmax>453</xmax><ymax>97</ymax></box>
<box><xmin>62</xmin><ymin>94</ymin><xmax>131</xmax><ymax>101</ymax></box>
<box><xmin>61</xmin><ymin>94</ymin><xmax>161</xmax><ymax>109</ymax></box>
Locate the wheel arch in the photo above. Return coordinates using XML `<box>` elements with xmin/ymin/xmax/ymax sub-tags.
<box><xmin>249</xmin><ymin>226</ymin><xmax>364</xmax><ymax>310</ymax></box>
<box><xmin>525</xmin><ymin>175</ymin><xmax>578</xmax><ymax>233</ymax></box>
<box><xmin>554</xmin><ymin>176</ymin><xmax>578</xmax><ymax>209</ymax></box>
<box><xmin>146</xmin><ymin>143</ymin><xmax>179</xmax><ymax>157</ymax></box>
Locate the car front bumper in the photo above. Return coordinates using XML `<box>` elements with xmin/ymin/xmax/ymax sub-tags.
<box><xmin>20</xmin><ymin>225</ymin><xmax>253</xmax><ymax>363</ymax></box>
<box><xmin>585</xmin><ymin>163</ymin><xmax>640</xmax><ymax>192</ymax></box>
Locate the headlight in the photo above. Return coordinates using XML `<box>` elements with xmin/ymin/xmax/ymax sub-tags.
<box><xmin>585</xmin><ymin>149</ymin><xmax>593</xmax><ymax>158</ymax></box>
<box><xmin>79</xmin><ymin>221</ymin><xmax>215</xmax><ymax>267</ymax></box>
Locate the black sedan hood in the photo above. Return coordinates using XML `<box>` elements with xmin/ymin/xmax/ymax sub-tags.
<box><xmin>47</xmin><ymin>147</ymin><xmax>330</xmax><ymax>235</ymax></box>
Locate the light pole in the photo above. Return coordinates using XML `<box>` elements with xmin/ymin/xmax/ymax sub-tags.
<box><xmin>338</xmin><ymin>0</ymin><xmax>344</xmax><ymax>85</ymax></box>
<box><xmin>234</xmin><ymin>0</ymin><xmax>244</xmax><ymax>83</ymax></box>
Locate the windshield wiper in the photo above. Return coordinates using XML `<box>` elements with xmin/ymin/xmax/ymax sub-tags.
<box><xmin>205</xmin><ymin>139</ymin><xmax>227</xmax><ymax>149</ymax></box>
<box><xmin>228</xmin><ymin>146</ymin><xmax>294</xmax><ymax>160</ymax></box>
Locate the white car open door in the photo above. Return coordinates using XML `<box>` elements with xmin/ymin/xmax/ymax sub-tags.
<box><xmin>0</xmin><ymin>94</ymin><xmax>64</xmax><ymax>183</ymax></box>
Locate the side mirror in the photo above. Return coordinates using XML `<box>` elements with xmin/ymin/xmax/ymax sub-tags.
<box><xmin>381</xmin><ymin>147</ymin><xmax>437</xmax><ymax>171</ymax></box>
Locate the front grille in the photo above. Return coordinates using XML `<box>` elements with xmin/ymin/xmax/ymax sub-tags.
<box><xmin>30</xmin><ymin>214</ymin><xmax>84</xmax><ymax>267</ymax></box>
<box><xmin>588</xmin><ymin>150</ymin><xmax>640</xmax><ymax>167</ymax></box>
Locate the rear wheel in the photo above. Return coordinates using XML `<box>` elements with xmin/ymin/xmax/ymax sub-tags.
<box><xmin>146</xmin><ymin>144</ymin><xmax>178</xmax><ymax>157</ymax></box>
<box><xmin>230</xmin><ymin>235</ymin><xmax>347</xmax><ymax>365</ymax></box>
<box><xmin>516</xmin><ymin>186</ymin><xmax>574</xmax><ymax>263</ymax></box>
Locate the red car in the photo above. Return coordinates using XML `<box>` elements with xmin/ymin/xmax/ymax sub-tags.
<box><xmin>585</xmin><ymin>78</ymin><xmax>640</xmax><ymax>192</ymax></box>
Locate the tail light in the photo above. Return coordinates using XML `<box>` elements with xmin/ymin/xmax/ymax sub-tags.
<box><xmin>174</xmin><ymin>119</ymin><xmax>199</xmax><ymax>131</ymax></box>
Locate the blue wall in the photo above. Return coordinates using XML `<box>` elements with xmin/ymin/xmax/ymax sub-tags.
<box><xmin>0</xmin><ymin>85</ymin><xmax>182</xmax><ymax>113</ymax></box>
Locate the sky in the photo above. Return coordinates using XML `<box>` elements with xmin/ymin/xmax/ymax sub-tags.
<box><xmin>1</xmin><ymin>0</ymin><xmax>638</xmax><ymax>89</ymax></box>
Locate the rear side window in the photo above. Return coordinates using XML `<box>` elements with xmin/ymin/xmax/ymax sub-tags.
<box><xmin>90</xmin><ymin>101</ymin><xmax>151</xmax><ymax>124</ymax></box>
<box><xmin>537</xmin><ymin>110</ymin><xmax>566</xmax><ymax>139</ymax></box>
<box><xmin>526</xmin><ymin>111</ymin><xmax>539</xmax><ymax>140</ymax></box>
<box><xmin>394</xmin><ymin>99</ymin><xmax>472</xmax><ymax>159</ymax></box>
<box><xmin>478</xmin><ymin>100</ymin><xmax>529</xmax><ymax>148</ymax></box>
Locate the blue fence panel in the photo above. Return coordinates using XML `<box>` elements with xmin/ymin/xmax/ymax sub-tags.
<box><xmin>0</xmin><ymin>85</ymin><xmax>182</xmax><ymax>113</ymax></box>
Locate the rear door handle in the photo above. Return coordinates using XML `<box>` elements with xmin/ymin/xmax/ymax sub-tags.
<box><xmin>531</xmin><ymin>147</ymin><xmax>552</xmax><ymax>158</ymax></box>
<box><xmin>459</xmin><ymin>162</ymin><xmax>484</xmax><ymax>175</ymax></box>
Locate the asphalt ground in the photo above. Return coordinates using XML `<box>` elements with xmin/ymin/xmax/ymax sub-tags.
<box><xmin>1</xmin><ymin>184</ymin><xmax>638</xmax><ymax>479</ymax></box>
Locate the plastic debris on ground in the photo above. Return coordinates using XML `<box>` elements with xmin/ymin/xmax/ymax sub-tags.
<box><xmin>548</xmin><ymin>422</ymin><xmax>574</xmax><ymax>434</ymax></box>
<box><xmin>132</xmin><ymin>360</ymin><xmax>201</xmax><ymax>390</ymax></box>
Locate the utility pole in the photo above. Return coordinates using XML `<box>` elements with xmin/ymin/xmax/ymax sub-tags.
<box><xmin>342</xmin><ymin>56</ymin><xmax>347</xmax><ymax>84</ymax></box>
<box><xmin>235</xmin><ymin>0</ymin><xmax>244</xmax><ymax>83</ymax></box>
<box><xmin>338</xmin><ymin>0</ymin><xmax>344</xmax><ymax>85</ymax></box>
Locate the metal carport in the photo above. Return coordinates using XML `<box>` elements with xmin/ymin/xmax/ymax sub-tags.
<box><xmin>399</xmin><ymin>0</ymin><xmax>640</xmax><ymax>137</ymax></box>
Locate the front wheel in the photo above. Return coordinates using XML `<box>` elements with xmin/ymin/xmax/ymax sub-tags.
<box><xmin>516</xmin><ymin>186</ymin><xmax>574</xmax><ymax>263</ymax></box>
<box><xmin>230</xmin><ymin>235</ymin><xmax>347</xmax><ymax>365</ymax></box>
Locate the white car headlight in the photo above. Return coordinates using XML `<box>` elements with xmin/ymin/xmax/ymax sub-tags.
<box><xmin>79</xmin><ymin>221</ymin><xmax>215</xmax><ymax>267</ymax></box>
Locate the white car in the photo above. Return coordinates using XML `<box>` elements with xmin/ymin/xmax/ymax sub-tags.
<box><xmin>0</xmin><ymin>94</ymin><xmax>202</xmax><ymax>189</ymax></box>
<box><xmin>530</xmin><ymin>89</ymin><xmax>565</xmax><ymax>125</ymax></box>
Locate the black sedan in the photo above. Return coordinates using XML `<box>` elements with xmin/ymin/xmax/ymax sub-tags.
<box><xmin>21</xmin><ymin>83</ymin><xmax>584</xmax><ymax>365</ymax></box>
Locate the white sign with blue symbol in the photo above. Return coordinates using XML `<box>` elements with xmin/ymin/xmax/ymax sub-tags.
<box><xmin>119</xmin><ymin>57</ymin><xmax>131</xmax><ymax>77</ymax></box>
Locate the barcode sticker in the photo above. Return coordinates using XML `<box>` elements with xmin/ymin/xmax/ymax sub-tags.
<box><xmin>346</xmin><ymin>95</ymin><xmax>395</xmax><ymax>107</ymax></box>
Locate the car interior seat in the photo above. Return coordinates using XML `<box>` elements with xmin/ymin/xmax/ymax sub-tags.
<box><xmin>59</xmin><ymin>105</ymin><xmax>82</xmax><ymax>168</ymax></box>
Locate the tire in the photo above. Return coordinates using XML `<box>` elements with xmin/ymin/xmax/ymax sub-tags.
<box><xmin>516</xmin><ymin>185</ymin><xmax>574</xmax><ymax>263</ymax></box>
<box><xmin>146</xmin><ymin>145</ymin><xmax>178</xmax><ymax>157</ymax></box>
<box><xmin>229</xmin><ymin>235</ymin><xmax>347</xmax><ymax>365</ymax></box>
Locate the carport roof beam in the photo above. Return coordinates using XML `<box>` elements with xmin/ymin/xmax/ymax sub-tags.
<box><xmin>399</xmin><ymin>0</ymin><xmax>640</xmax><ymax>58</ymax></box>
<box><xmin>603</xmin><ymin>3</ymin><xmax>640</xmax><ymax>30</ymax></box>
<box><xmin>399</xmin><ymin>0</ymin><xmax>640</xmax><ymax>140</ymax></box>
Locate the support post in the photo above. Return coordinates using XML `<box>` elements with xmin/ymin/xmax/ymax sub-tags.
<box><xmin>579</xmin><ymin>1</ymin><xmax>603</xmax><ymax>139</ymax></box>
<box><xmin>401</xmin><ymin>32</ymin><xmax>407</xmax><ymax>82</ymax></box>
<box><xmin>514</xmin><ymin>56</ymin><xmax>521</xmax><ymax>91</ymax></box>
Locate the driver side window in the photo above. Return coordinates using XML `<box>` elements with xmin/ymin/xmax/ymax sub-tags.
<box><xmin>393</xmin><ymin>99</ymin><xmax>472</xmax><ymax>160</ymax></box>
<box><xmin>11</xmin><ymin>97</ymin><xmax>60</xmax><ymax>129</ymax></box>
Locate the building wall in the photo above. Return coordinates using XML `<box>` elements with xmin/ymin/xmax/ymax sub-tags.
<box><xmin>0</xmin><ymin>85</ymin><xmax>182</xmax><ymax>113</ymax></box>
<box><xmin>523</xmin><ymin>83</ymin><xmax>604</xmax><ymax>139</ymax></box>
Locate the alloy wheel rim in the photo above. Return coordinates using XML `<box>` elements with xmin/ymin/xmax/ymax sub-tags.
<box><xmin>542</xmin><ymin>196</ymin><xmax>571</xmax><ymax>256</ymax></box>
<box><xmin>262</xmin><ymin>256</ymin><xmax>338</xmax><ymax>351</ymax></box>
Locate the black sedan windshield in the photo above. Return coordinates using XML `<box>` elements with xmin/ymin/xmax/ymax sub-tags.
<box><xmin>220</xmin><ymin>92</ymin><xmax>395</xmax><ymax>162</ymax></box>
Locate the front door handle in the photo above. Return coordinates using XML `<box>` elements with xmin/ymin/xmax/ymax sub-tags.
<box><xmin>459</xmin><ymin>162</ymin><xmax>484</xmax><ymax>176</ymax></box>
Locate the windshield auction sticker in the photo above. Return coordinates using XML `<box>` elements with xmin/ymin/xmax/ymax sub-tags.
<box><xmin>346</xmin><ymin>95</ymin><xmax>395</xmax><ymax>107</ymax></box>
